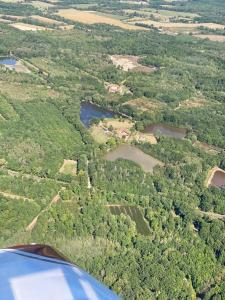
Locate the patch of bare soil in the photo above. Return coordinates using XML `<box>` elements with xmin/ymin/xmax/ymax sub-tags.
<box><xmin>110</xmin><ymin>55</ymin><xmax>156</xmax><ymax>73</ymax></box>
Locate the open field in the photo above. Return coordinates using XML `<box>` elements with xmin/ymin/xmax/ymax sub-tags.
<box><xmin>110</xmin><ymin>55</ymin><xmax>156</xmax><ymax>72</ymax></box>
<box><xmin>127</xmin><ymin>18</ymin><xmax>225</xmax><ymax>33</ymax></box>
<box><xmin>124</xmin><ymin>8</ymin><xmax>199</xmax><ymax>22</ymax></box>
<box><xmin>0</xmin><ymin>81</ymin><xmax>59</xmax><ymax>102</ymax></box>
<box><xmin>30</xmin><ymin>15</ymin><xmax>64</xmax><ymax>25</ymax></box>
<box><xmin>30</xmin><ymin>1</ymin><xmax>55</xmax><ymax>9</ymax></box>
<box><xmin>194</xmin><ymin>34</ymin><xmax>225</xmax><ymax>42</ymax></box>
<box><xmin>10</xmin><ymin>22</ymin><xmax>50</xmax><ymax>31</ymax></box>
<box><xmin>59</xmin><ymin>159</ymin><xmax>77</xmax><ymax>176</ymax></box>
<box><xmin>56</xmin><ymin>9</ymin><xmax>148</xmax><ymax>30</ymax></box>
<box><xmin>129</xmin><ymin>132</ymin><xmax>157</xmax><ymax>144</ymax></box>
<box><xmin>103</xmin><ymin>119</ymin><xmax>134</xmax><ymax>131</ymax></box>
<box><xmin>107</xmin><ymin>205</ymin><xmax>150</xmax><ymax>235</ymax></box>
<box><xmin>175</xmin><ymin>96</ymin><xmax>208</xmax><ymax>110</ymax></box>
<box><xmin>123</xmin><ymin>97</ymin><xmax>166</xmax><ymax>112</ymax></box>
<box><xmin>90</xmin><ymin>125</ymin><xmax>109</xmax><ymax>144</ymax></box>
<box><xmin>105</xmin><ymin>82</ymin><xmax>131</xmax><ymax>95</ymax></box>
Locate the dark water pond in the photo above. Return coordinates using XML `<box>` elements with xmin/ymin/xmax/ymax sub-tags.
<box><xmin>80</xmin><ymin>102</ymin><xmax>115</xmax><ymax>127</ymax></box>
<box><xmin>0</xmin><ymin>58</ymin><xmax>17</xmax><ymax>65</ymax></box>
<box><xmin>211</xmin><ymin>170</ymin><xmax>225</xmax><ymax>188</ymax></box>
<box><xmin>144</xmin><ymin>124</ymin><xmax>187</xmax><ymax>139</ymax></box>
<box><xmin>106</xmin><ymin>144</ymin><xmax>163</xmax><ymax>173</ymax></box>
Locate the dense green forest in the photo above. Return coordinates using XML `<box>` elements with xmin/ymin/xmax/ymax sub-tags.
<box><xmin>0</xmin><ymin>0</ymin><xmax>225</xmax><ymax>299</ymax></box>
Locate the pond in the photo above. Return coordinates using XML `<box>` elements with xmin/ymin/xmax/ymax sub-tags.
<box><xmin>0</xmin><ymin>57</ymin><xmax>17</xmax><ymax>66</ymax></box>
<box><xmin>105</xmin><ymin>144</ymin><xmax>163</xmax><ymax>173</ymax></box>
<box><xmin>144</xmin><ymin>123</ymin><xmax>187</xmax><ymax>139</ymax></box>
<box><xmin>210</xmin><ymin>170</ymin><xmax>225</xmax><ymax>188</ymax></box>
<box><xmin>80</xmin><ymin>102</ymin><xmax>115</xmax><ymax>127</ymax></box>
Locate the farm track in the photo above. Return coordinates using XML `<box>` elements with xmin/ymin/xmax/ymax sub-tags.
<box><xmin>2</xmin><ymin>167</ymin><xmax>69</xmax><ymax>185</ymax></box>
<box><xmin>26</xmin><ymin>187</ymin><xmax>66</xmax><ymax>231</ymax></box>
<box><xmin>0</xmin><ymin>190</ymin><xmax>33</xmax><ymax>201</ymax></box>
<box><xmin>197</xmin><ymin>209</ymin><xmax>225</xmax><ymax>221</ymax></box>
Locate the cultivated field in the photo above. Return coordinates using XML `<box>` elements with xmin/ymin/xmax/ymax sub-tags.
<box><xmin>194</xmin><ymin>34</ymin><xmax>225</xmax><ymax>42</ymax></box>
<box><xmin>124</xmin><ymin>8</ymin><xmax>199</xmax><ymax>22</ymax></box>
<box><xmin>127</xmin><ymin>18</ymin><xmax>225</xmax><ymax>33</ymax></box>
<box><xmin>107</xmin><ymin>205</ymin><xmax>150</xmax><ymax>235</ymax></box>
<box><xmin>56</xmin><ymin>9</ymin><xmax>147</xmax><ymax>30</ymax></box>
<box><xmin>31</xmin><ymin>15</ymin><xmax>64</xmax><ymax>25</ymax></box>
<box><xmin>31</xmin><ymin>1</ymin><xmax>55</xmax><ymax>9</ymax></box>
<box><xmin>10</xmin><ymin>22</ymin><xmax>49</xmax><ymax>31</ymax></box>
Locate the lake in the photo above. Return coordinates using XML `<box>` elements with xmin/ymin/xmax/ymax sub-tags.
<box><xmin>144</xmin><ymin>124</ymin><xmax>187</xmax><ymax>139</ymax></box>
<box><xmin>80</xmin><ymin>102</ymin><xmax>115</xmax><ymax>127</ymax></box>
<box><xmin>210</xmin><ymin>170</ymin><xmax>225</xmax><ymax>188</ymax></box>
<box><xmin>0</xmin><ymin>58</ymin><xmax>17</xmax><ymax>66</ymax></box>
<box><xmin>105</xmin><ymin>144</ymin><xmax>163</xmax><ymax>173</ymax></box>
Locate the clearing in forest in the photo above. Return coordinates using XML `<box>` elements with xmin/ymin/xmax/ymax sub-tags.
<box><xmin>110</xmin><ymin>55</ymin><xmax>156</xmax><ymax>73</ymax></box>
<box><xmin>193</xmin><ymin>141</ymin><xmax>222</xmax><ymax>155</ymax></box>
<box><xmin>123</xmin><ymin>97</ymin><xmax>165</xmax><ymax>112</ymax></box>
<box><xmin>90</xmin><ymin>125</ymin><xmax>109</xmax><ymax>144</ymax></box>
<box><xmin>59</xmin><ymin>159</ymin><xmax>77</xmax><ymax>176</ymax></box>
<box><xmin>10</xmin><ymin>22</ymin><xmax>50</xmax><ymax>31</ymax></box>
<box><xmin>56</xmin><ymin>9</ymin><xmax>147</xmax><ymax>30</ymax></box>
<box><xmin>107</xmin><ymin>205</ymin><xmax>151</xmax><ymax>235</ymax></box>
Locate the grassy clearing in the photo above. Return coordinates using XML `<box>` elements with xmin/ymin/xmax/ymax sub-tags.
<box><xmin>59</xmin><ymin>160</ymin><xmax>77</xmax><ymax>176</ymax></box>
<box><xmin>103</xmin><ymin>118</ymin><xmax>134</xmax><ymax>130</ymax></box>
<box><xmin>0</xmin><ymin>81</ymin><xmax>59</xmax><ymax>102</ymax></box>
<box><xmin>123</xmin><ymin>97</ymin><xmax>165</xmax><ymax>112</ymax></box>
<box><xmin>90</xmin><ymin>125</ymin><xmax>109</xmax><ymax>144</ymax></box>
<box><xmin>56</xmin><ymin>9</ymin><xmax>148</xmax><ymax>30</ymax></box>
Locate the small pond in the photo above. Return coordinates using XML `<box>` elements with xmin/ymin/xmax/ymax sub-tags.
<box><xmin>144</xmin><ymin>124</ymin><xmax>187</xmax><ymax>139</ymax></box>
<box><xmin>0</xmin><ymin>57</ymin><xmax>17</xmax><ymax>66</ymax></box>
<box><xmin>80</xmin><ymin>102</ymin><xmax>115</xmax><ymax>127</ymax></box>
<box><xmin>210</xmin><ymin>170</ymin><xmax>225</xmax><ymax>188</ymax></box>
<box><xmin>105</xmin><ymin>144</ymin><xmax>163</xmax><ymax>173</ymax></box>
